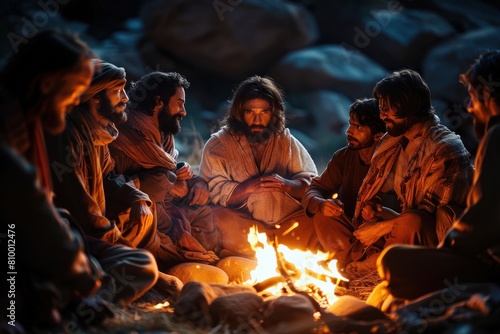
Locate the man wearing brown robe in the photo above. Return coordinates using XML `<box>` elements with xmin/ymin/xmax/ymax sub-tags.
<box><xmin>109</xmin><ymin>71</ymin><xmax>220</xmax><ymax>259</ymax></box>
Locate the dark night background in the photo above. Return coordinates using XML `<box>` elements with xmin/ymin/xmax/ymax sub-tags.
<box><xmin>2</xmin><ymin>0</ymin><xmax>500</xmax><ymax>171</ymax></box>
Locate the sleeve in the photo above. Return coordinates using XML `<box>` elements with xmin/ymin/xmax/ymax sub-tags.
<box><xmin>46</xmin><ymin>130</ymin><xmax>122</xmax><ymax>244</ymax></box>
<box><xmin>199</xmin><ymin>136</ymin><xmax>240</xmax><ymax>206</ymax></box>
<box><xmin>302</xmin><ymin>151</ymin><xmax>343</xmax><ymax>217</ymax></box>
<box><xmin>102</xmin><ymin>145</ymin><xmax>151</xmax><ymax>208</ymax></box>
<box><xmin>103</xmin><ymin>170</ymin><xmax>151</xmax><ymax>209</ymax></box>
<box><xmin>288</xmin><ymin>133</ymin><xmax>318</xmax><ymax>183</ymax></box>
<box><xmin>110</xmin><ymin>145</ymin><xmax>177</xmax><ymax>203</ymax></box>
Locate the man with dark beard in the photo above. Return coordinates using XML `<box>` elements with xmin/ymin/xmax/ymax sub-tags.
<box><xmin>46</xmin><ymin>60</ymin><xmax>154</xmax><ymax>248</ymax></box>
<box><xmin>199</xmin><ymin>75</ymin><xmax>320</xmax><ymax>257</ymax></box>
<box><xmin>45</xmin><ymin>61</ymin><xmax>202</xmax><ymax>304</ymax></box>
<box><xmin>302</xmin><ymin>98</ymin><xmax>387</xmax><ymax>264</ymax></box>
<box><xmin>366</xmin><ymin>50</ymin><xmax>500</xmax><ymax>313</ymax></box>
<box><xmin>109</xmin><ymin>72</ymin><xmax>232</xmax><ymax>281</ymax></box>
<box><xmin>339</xmin><ymin>69</ymin><xmax>473</xmax><ymax>274</ymax></box>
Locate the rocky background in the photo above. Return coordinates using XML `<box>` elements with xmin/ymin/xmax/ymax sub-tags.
<box><xmin>2</xmin><ymin>0</ymin><xmax>500</xmax><ymax>171</ymax></box>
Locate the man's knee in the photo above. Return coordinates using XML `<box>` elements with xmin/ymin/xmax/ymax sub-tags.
<box><xmin>377</xmin><ymin>245</ymin><xmax>409</xmax><ymax>277</ymax></box>
<box><xmin>435</xmin><ymin>204</ymin><xmax>463</xmax><ymax>243</ymax></box>
<box><xmin>120</xmin><ymin>249</ymin><xmax>158</xmax><ymax>287</ymax></box>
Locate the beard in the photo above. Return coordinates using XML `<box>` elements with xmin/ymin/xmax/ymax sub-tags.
<box><xmin>346</xmin><ymin>135</ymin><xmax>375</xmax><ymax>151</ymax></box>
<box><xmin>243</xmin><ymin>124</ymin><xmax>272</xmax><ymax>143</ymax></box>
<box><xmin>158</xmin><ymin>104</ymin><xmax>182</xmax><ymax>135</ymax></box>
<box><xmin>385</xmin><ymin>118</ymin><xmax>413</xmax><ymax>137</ymax></box>
<box><xmin>97</xmin><ymin>92</ymin><xmax>127</xmax><ymax>124</ymax></box>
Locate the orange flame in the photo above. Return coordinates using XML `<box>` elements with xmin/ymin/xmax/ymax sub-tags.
<box><xmin>244</xmin><ymin>226</ymin><xmax>347</xmax><ymax>305</ymax></box>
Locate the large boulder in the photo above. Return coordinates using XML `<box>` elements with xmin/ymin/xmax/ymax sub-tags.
<box><xmin>288</xmin><ymin>90</ymin><xmax>351</xmax><ymax>167</ymax></box>
<box><xmin>141</xmin><ymin>0</ymin><xmax>318</xmax><ymax>78</ymax></box>
<box><xmin>403</xmin><ymin>0</ymin><xmax>500</xmax><ymax>31</ymax></box>
<box><xmin>348</xmin><ymin>9</ymin><xmax>456</xmax><ymax>70</ymax></box>
<box><xmin>423</xmin><ymin>27</ymin><xmax>500</xmax><ymax>105</ymax></box>
<box><xmin>269</xmin><ymin>45</ymin><xmax>387</xmax><ymax>99</ymax></box>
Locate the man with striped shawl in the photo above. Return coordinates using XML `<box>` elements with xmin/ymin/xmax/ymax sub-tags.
<box><xmin>368</xmin><ymin>51</ymin><xmax>500</xmax><ymax>307</ymax></box>
<box><xmin>200</xmin><ymin>75</ymin><xmax>320</xmax><ymax>257</ymax></box>
<box><xmin>321</xmin><ymin>69</ymin><xmax>473</xmax><ymax>273</ymax></box>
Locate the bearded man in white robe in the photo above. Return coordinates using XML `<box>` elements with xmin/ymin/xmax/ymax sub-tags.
<box><xmin>200</xmin><ymin>75</ymin><xmax>320</xmax><ymax>257</ymax></box>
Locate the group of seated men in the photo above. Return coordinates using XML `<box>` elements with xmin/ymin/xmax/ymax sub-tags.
<box><xmin>2</xmin><ymin>29</ymin><xmax>499</xmax><ymax>331</ymax></box>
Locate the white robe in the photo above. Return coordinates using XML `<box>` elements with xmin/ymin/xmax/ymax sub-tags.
<box><xmin>200</xmin><ymin>127</ymin><xmax>317</xmax><ymax>226</ymax></box>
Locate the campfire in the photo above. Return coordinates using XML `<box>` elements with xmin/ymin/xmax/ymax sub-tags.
<box><xmin>167</xmin><ymin>225</ymin><xmax>356</xmax><ymax>333</ymax></box>
<box><xmin>245</xmin><ymin>225</ymin><xmax>348</xmax><ymax>308</ymax></box>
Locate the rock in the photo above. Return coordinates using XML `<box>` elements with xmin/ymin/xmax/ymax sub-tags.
<box><xmin>422</xmin><ymin>27</ymin><xmax>500</xmax><ymax>153</ymax></box>
<box><xmin>216</xmin><ymin>256</ymin><xmax>258</xmax><ymax>284</ymax></box>
<box><xmin>262</xmin><ymin>294</ymin><xmax>316</xmax><ymax>334</ymax></box>
<box><xmin>403</xmin><ymin>0</ymin><xmax>500</xmax><ymax>31</ymax></box>
<box><xmin>141</xmin><ymin>0</ymin><xmax>318</xmax><ymax>78</ymax></box>
<box><xmin>327</xmin><ymin>295</ymin><xmax>387</xmax><ymax>321</ymax></box>
<box><xmin>352</xmin><ymin>9</ymin><xmax>456</xmax><ymax>70</ymax></box>
<box><xmin>91</xmin><ymin>26</ymin><xmax>148</xmax><ymax>82</ymax></box>
<box><xmin>166</xmin><ymin>263</ymin><xmax>229</xmax><ymax>285</ymax></box>
<box><xmin>209</xmin><ymin>292</ymin><xmax>264</xmax><ymax>330</ymax></box>
<box><xmin>269</xmin><ymin>45</ymin><xmax>387</xmax><ymax>99</ymax></box>
<box><xmin>287</xmin><ymin>90</ymin><xmax>351</xmax><ymax>170</ymax></box>
<box><xmin>423</xmin><ymin>27</ymin><xmax>500</xmax><ymax>105</ymax></box>
<box><xmin>173</xmin><ymin>281</ymin><xmax>257</xmax><ymax>328</ymax></box>
<box><xmin>288</xmin><ymin>90</ymin><xmax>351</xmax><ymax>142</ymax></box>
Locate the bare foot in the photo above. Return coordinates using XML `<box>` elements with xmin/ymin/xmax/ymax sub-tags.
<box><xmin>345</xmin><ymin>252</ymin><xmax>380</xmax><ymax>275</ymax></box>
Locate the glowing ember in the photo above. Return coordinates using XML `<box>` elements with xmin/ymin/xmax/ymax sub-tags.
<box><xmin>244</xmin><ymin>226</ymin><xmax>348</xmax><ymax>306</ymax></box>
<box><xmin>282</xmin><ymin>221</ymin><xmax>299</xmax><ymax>236</ymax></box>
<box><xmin>153</xmin><ymin>301</ymin><xmax>170</xmax><ymax>309</ymax></box>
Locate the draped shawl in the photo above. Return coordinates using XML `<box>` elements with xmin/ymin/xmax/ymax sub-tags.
<box><xmin>353</xmin><ymin>116</ymin><xmax>473</xmax><ymax>226</ymax></box>
<box><xmin>112</xmin><ymin>109</ymin><xmax>178</xmax><ymax>171</ymax></box>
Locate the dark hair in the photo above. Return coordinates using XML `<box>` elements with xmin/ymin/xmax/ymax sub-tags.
<box><xmin>127</xmin><ymin>71</ymin><xmax>190</xmax><ymax>116</ymax></box>
<box><xmin>372</xmin><ymin>69</ymin><xmax>434</xmax><ymax>125</ymax></box>
<box><xmin>460</xmin><ymin>50</ymin><xmax>500</xmax><ymax>102</ymax></box>
<box><xmin>0</xmin><ymin>29</ymin><xmax>94</xmax><ymax>108</ymax></box>
<box><xmin>222</xmin><ymin>75</ymin><xmax>286</xmax><ymax>135</ymax></box>
<box><xmin>349</xmin><ymin>98</ymin><xmax>386</xmax><ymax>134</ymax></box>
